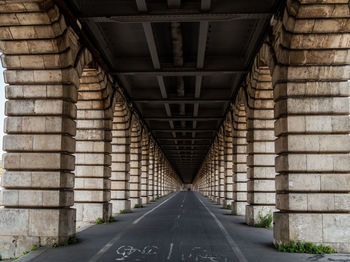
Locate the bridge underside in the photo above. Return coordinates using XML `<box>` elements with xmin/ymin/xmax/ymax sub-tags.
<box><xmin>65</xmin><ymin>0</ymin><xmax>280</xmax><ymax>183</ymax></box>
<box><xmin>0</xmin><ymin>0</ymin><xmax>349</xmax><ymax>259</ymax></box>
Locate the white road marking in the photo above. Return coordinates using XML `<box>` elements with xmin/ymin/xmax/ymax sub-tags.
<box><xmin>195</xmin><ymin>193</ymin><xmax>248</xmax><ymax>262</ymax></box>
<box><xmin>89</xmin><ymin>193</ymin><xmax>178</xmax><ymax>262</ymax></box>
<box><xmin>89</xmin><ymin>232</ymin><xmax>127</xmax><ymax>262</ymax></box>
<box><xmin>167</xmin><ymin>243</ymin><xmax>174</xmax><ymax>260</ymax></box>
<box><xmin>133</xmin><ymin>192</ymin><xmax>178</xmax><ymax>224</ymax></box>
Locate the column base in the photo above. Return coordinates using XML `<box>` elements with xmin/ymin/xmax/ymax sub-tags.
<box><xmin>232</xmin><ymin>201</ymin><xmax>247</xmax><ymax>216</ymax></box>
<box><xmin>111</xmin><ymin>200</ymin><xmax>131</xmax><ymax>214</ymax></box>
<box><xmin>0</xmin><ymin>207</ymin><xmax>75</xmax><ymax>259</ymax></box>
<box><xmin>218</xmin><ymin>197</ymin><xmax>225</xmax><ymax>206</ymax></box>
<box><xmin>274</xmin><ymin>212</ymin><xmax>350</xmax><ymax>253</ymax></box>
<box><xmin>141</xmin><ymin>196</ymin><xmax>149</xmax><ymax>205</ymax></box>
<box><xmin>75</xmin><ymin>203</ymin><xmax>112</xmax><ymax>226</ymax></box>
<box><xmin>130</xmin><ymin>198</ymin><xmax>142</xmax><ymax>208</ymax></box>
<box><xmin>223</xmin><ymin>199</ymin><xmax>233</xmax><ymax>209</ymax></box>
<box><xmin>245</xmin><ymin>205</ymin><xmax>276</xmax><ymax>226</ymax></box>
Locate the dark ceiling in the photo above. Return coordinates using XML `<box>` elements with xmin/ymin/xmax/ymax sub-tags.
<box><xmin>64</xmin><ymin>0</ymin><xmax>282</xmax><ymax>183</ymax></box>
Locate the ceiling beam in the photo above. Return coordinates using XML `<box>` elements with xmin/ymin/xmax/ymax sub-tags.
<box><xmin>134</xmin><ymin>99</ymin><xmax>230</xmax><ymax>103</ymax></box>
<box><xmin>153</xmin><ymin>128</ymin><xmax>215</xmax><ymax>132</ymax></box>
<box><xmin>81</xmin><ymin>12</ymin><xmax>271</xmax><ymax>23</ymax></box>
<box><xmin>162</xmin><ymin>145</ymin><xmax>208</xmax><ymax>148</ymax></box>
<box><xmin>159</xmin><ymin>138</ymin><xmax>211</xmax><ymax>141</ymax></box>
<box><xmin>145</xmin><ymin>116</ymin><xmax>221</xmax><ymax>121</ymax></box>
<box><xmin>165</xmin><ymin>149</ymin><xmax>207</xmax><ymax>151</ymax></box>
<box><xmin>136</xmin><ymin>0</ymin><xmax>181</xmax><ymax>151</ymax></box>
<box><xmin>112</xmin><ymin>69</ymin><xmax>246</xmax><ymax>77</ymax></box>
<box><xmin>167</xmin><ymin>0</ymin><xmax>181</xmax><ymax>8</ymax></box>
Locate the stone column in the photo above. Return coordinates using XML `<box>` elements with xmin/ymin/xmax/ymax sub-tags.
<box><xmin>272</xmin><ymin>0</ymin><xmax>350</xmax><ymax>252</ymax></box>
<box><xmin>210</xmin><ymin>149</ymin><xmax>216</xmax><ymax>200</ymax></box>
<box><xmin>129</xmin><ymin>118</ymin><xmax>142</xmax><ymax>208</ymax></box>
<box><xmin>224</xmin><ymin>117</ymin><xmax>234</xmax><ymax>208</ymax></box>
<box><xmin>0</xmin><ymin>1</ymin><xmax>78</xmax><ymax>257</ymax></box>
<box><xmin>111</xmin><ymin>102</ymin><xmax>131</xmax><ymax>213</ymax></box>
<box><xmin>74</xmin><ymin>68</ymin><xmax>112</xmax><ymax>225</ymax></box>
<box><xmin>148</xmin><ymin>141</ymin><xmax>155</xmax><ymax>201</ymax></box>
<box><xmin>246</xmin><ymin>65</ymin><xmax>276</xmax><ymax>226</ymax></box>
<box><xmin>159</xmin><ymin>160</ymin><xmax>163</xmax><ymax>196</ymax></box>
<box><xmin>140</xmin><ymin>133</ymin><xmax>149</xmax><ymax>204</ymax></box>
<box><xmin>232</xmin><ymin>101</ymin><xmax>248</xmax><ymax>216</ymax></box>
<box><xmin>214</xmin><ymin>142</ymin><xmax>220</xmax><ymax>203</ymax></box>
<box><xmin>153</xmin><ymin>150</ymin><xmax>159</xmax><ymax>198</ymax></box>
<box><xmin>218</xmin><ymin>131</ymin><xmax>225</xmax><ymax>206</ymax></box>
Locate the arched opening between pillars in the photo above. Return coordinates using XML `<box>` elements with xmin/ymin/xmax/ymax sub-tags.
<box><xmin>111</xmin><ymin>98</ymin><xmax>131</xmax><ymax>214</ymax></box>
<box><xmin>223</xmin><ymin>114</ymin><xmax>234</xmax><ymax>208</ymax></box>
<box><xmin>129</xmin><ymin>115</ymin><xmax>142</xmax><ymax>208</ymax></box>
<box><xmin>147</xmin><ymin>140</ymin><xmax>155</xmax><ymax>201</ymax></box>
<box><xmin>245</xmin><ymin>60</ymin><xmax>276</xmax><ymax>226</ymax></box>
<box><xmin>140</xmin><ymin>131</ymin><xmax>150</xmax><ymax>204</ymax></box>
<box><xmin>232</xmin><ymin>91</ymin><xmax>248</xmax><ymax>216</ymax></box>
<box><xmin>74</xmin><ymin>66</ymin><xmax>113</xmax><ymax>226</ymax></box>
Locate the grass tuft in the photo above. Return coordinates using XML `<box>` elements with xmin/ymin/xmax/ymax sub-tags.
<box><xmin>95</xmin><ymin>218</ymin><xmax>104</xmax><ymax>224</ymax></box>
<box><xmin>274</xmin><ymin>241</ymin><xmax>336</xmax><ymax>254</ymax></box>
<box><xmin>23</xmin><ymin>244</ymin><xmax>40</xmax><ymax>255</ymax></box>
<box><xmin>255</xmin><ymin>212</ymin><xmax>273</xmax><ymax>229</ymax></box>
<box><xmin>51</xmin><ymin>235</ymin><xmax>78</xmax><ymax>248</ymax></box>
<box><xmin>109</xmin><ymin>216</ymin><xmax>116</xmax><ymax>222</ymax></box>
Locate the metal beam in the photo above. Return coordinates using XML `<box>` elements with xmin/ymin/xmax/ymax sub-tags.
<box><xmin>161</xmin><ymin>142</ymin><xmax>210</xmax><ymax>145</ymax></box>
<box><xmin>153</xmin><ymin>128</ymin><xmax>215</xmax><ymax>132</ymax></box>
<box><xmin>134</xmin><ymin>99</ymin><xmax>230</xmax><ymax>103</ymax></box>
<box><xmin>136</xmin><ymin>0</ymin><xmax>181</xmax><ymax>151</ymax></box>
<box><xmin>145</xmin><ymin>116</ymin><xmax>222</xmax><ymax>121</ymax></box>
<box><xmin>167</xmin><ymin>0</ymin><xmax>181</xmax><ymax>8</ymax></box>
<box><xmin>159</xmin><ymin>138</ymin><xmax>211</xmax><ymax>141</ymax></box>
<box><xmin>165</xmin><ymin>149</ymin><xmax>207</xmax><ymax>151</ymax></box>
<box><xmin>81</xmin><ymin>12</ymin><xmax>271</xmax><ymax>23</ymax></box>
<box><xmin>162</xmin><ymin>146</ymin><xmax>208</xmax><ymax>148</ymax></box>
<box><xmin>113</xmin><ymin>69</ymin><xmax>246</xmax><ymax>77</ymax></box>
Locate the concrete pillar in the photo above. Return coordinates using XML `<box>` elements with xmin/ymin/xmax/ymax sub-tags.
<box><xmin>0</xmin><ymin>2</ymin><xmax>81</xmax><ymax>257</ymax></box>
<box><xmin>224</xmin><ymin>116</ymin><xmax>234</xmax><ymax>208</ymax></box>
<box><xmin>111</xmin><ymin>101</ymin><xmax>131</xmax><ymax>213</ymax></box>
<box><xmin>210</xmin><ymin>150</ymin><xmax>216</xmax><ymax>200</ymax></box>
<box><xmin>218</xmin><ymin>131</ymin><xmax>225</xmax><ymax>205</ymax></box>
<box><xmin>148</xmin><ymin>141</ymin><xmax>155</xmax><ymax>201</ymax></box>
<box><xmin>245</xmin><ymin>65</ymin><xmax>276</xmax><ymax>226</ymax></box>
<box><xmin>214</xmin><ymin>142</ymin><xmax>220</xmax><ymax>203</ymax></box>
<box><xmin>140</xmin><ymin>133</ymin><xmax>149</xmax><ymax>204</ymax></box>
<box><xmin>74</xmin><ymin>68</ymin><xmax>112</xmax><ymax>225</ymax></box>
<box><xmin>232</xmin><ymin>100</ymin><xmax>248</xmax><ymax>215</ymax></box>
<box><xmin>159</xmin><ymin>161</ymin><xmax>164</xmax><ymax>196</ymax></box>
<box><xmin>129</xmin><ymin>118</ymin><xmax>142</xmax><ymax>208</ymax></box>
<box><xmin>153</xmin><ymin>150</ymin><xmax>159</xmax><ymax>198</ymax></box>
<box><xmin>272</xmin><ymin>0</ymin><xmax>350</xmax><ymax>251</ymax></box>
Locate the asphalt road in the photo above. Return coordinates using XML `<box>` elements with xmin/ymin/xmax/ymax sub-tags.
<box><xmin>27</xmin><ymin>191</ymin><xmax>350</xmax><ymax>262</ymax></box>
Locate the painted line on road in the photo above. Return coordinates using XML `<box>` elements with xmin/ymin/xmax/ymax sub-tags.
<box><xmin>89</xmin><ymin>192</ymin><xmax>178</xmax><ymax>262</ymax></box>
<box><xmin>133</xmin><ymin>192</ymin><xmax>178</xmax><ymax>225</ymax></box>
<box><xmin>167</xmin><ymin>242</ymin><xmax>174</xmax><ymax>260</ymax></box>
<box><xmin>195</xmin><ymin>193</ymin><xmax>248</xmax><ymax>262</ymax></box>
<box><xmin>88</xmin><ymin>230</ymin><xmax>127</xmax><ymax>262</ymax></box>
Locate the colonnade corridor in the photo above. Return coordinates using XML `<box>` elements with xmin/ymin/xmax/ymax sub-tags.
<box><xmin>0</xmin><ymin>0</ymin><xmax>350</xmax><ymax>261</ymax></box>
<box><xmin>16</xmin><ymin>191</ymin><xmax>333</xmax><ymax>262</ymax></box>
